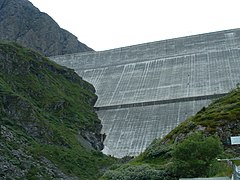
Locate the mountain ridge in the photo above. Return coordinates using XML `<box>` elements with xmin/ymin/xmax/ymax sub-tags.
<box><xmin>0</xmin><ymin>0</ymin><xmax>93</xmax><ymax>56</ymax></box>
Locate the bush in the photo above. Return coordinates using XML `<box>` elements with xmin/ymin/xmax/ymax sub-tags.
<box><xmin>102</xmin><ymin>164</ymin><xmax>172</xmax><ymax>180</ymax></box>
<box><xmin>142</xmin><ymin>141</ymin><xmax>173</xmax><ymax>160</ymax></box>
<box><xmin>171</xmin><ymin>132</ymin><xmax>223</xmax><ymax>178</ymax></box>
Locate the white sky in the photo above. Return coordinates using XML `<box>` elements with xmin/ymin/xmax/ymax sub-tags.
<box><xmin>29</xmin><ymin>0</ymin><xmax>240</xmax><ymax>51</ymax></box>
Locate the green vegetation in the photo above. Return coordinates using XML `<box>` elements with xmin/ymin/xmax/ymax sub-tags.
<box><xmin>0</xmin><ymin>42</ymin><xmax>115</xmax><ymax>179</ymax></box>
<box><xmin>102</xmin><ymin>164</ymin><xmax>168</xmax><ymax>180</ymax></box>
<box><xmin>171</xmin><ymin>133</ymin><xmax>223</xmax><ymax>178</ymax></box>
<box><xmin>103</xmin><ymin>87</ymin><xmax>240</xmax><ymax>179</ymax></box>
<box><xmin>103</xmin><ymin>133</ymin><xmax>224</xmax><ymax>179</ymax></box>
<box><xmin>2</xmin><ymin>41</ymin><xmax>240</xmax><ymax>179</ymax></box>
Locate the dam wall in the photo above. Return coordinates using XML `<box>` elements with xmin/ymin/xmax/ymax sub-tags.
<box><xmin>99</xmin><ymin>99</ymin><xmax>213</xmax><ymax>157</ymax></box>
<box><xmin>51</xmin><ymin>29</ymin><xmax>240</xmax><ymax>70</ymax></box>
<box><xmin>50</xmin><ymin>29</ymin><xmax>240</xmax><ymax>157</ymax></box>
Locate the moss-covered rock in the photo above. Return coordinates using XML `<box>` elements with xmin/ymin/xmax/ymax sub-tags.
<box><xmin>0</xmin><ymin>42</ymin><xmax>115</xmax><ymax>179</ymax></box>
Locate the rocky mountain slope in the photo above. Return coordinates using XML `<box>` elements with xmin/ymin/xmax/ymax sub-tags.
<box><xmin>0</xmin><ymin>0</ymin><xmax>93</xmax><ymax>56</ymax></box>
<box><xmin>103</xmin><ymin>86</ymin><xmax>240</xmax><ymax>179</ymax></box>
<box><xmin>0</xmin><ymin>42</ymin><xmax>114</xmax><ymax>179</ymax></box>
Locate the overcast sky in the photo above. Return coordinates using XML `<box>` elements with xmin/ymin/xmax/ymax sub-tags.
<box><xmin>29</xmin><ymin>0</ymin><xmax>240</xmax><ymax>51</ymax></box>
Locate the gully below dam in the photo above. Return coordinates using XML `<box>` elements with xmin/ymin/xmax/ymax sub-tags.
<box><xmin>50</xmin><ymin>29</ymin><xmax>240</xmax><ymax>157</ymax></box>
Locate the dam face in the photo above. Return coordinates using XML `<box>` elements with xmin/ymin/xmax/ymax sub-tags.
<box><xmin>50</xmin><ymin>29</ymin><xmax>240</xmax><ymax>157</ymax></box>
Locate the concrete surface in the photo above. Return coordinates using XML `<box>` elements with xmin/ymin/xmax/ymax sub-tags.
<box><xmin>50</xmin><ymin>29</ymin><xmax>240</xmax><ymax>157</ymax></box>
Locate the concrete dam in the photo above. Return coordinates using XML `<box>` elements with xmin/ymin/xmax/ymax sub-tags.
<box><xmin>50</xmin><ymin>29</ymin><xmax>240</xmax><ymax>158</ymax></box>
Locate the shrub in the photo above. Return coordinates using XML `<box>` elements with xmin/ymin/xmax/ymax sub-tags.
<box><xmin>171</xmin><ymin>132</ymin><xmax>223</xmax><ymax>178</ymax></box>
<box><xmin>102</xmin><ymin>164</ymin><xmax>172</xmax><ymax>180</ymax></box>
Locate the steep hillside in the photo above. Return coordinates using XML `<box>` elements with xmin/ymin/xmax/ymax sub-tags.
<box><xmin>103</xmin><ymin>87</ymin><xmax>240</xmax><ymax>179</ymax></box>
<box><xmin>0</xmin><ymin>0</ymin><xmax>93</xmax><ymax>56</ymax></box>
<box><xmin>0</xmin><ymin>42</ymin><xmax>114</xmax><ymax>179</ymax></box>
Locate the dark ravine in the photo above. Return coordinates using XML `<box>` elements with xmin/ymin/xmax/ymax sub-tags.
<box><xmin>0</xmin><ymin>0</ymin><xmax>93</xmax><ymax>56</ymax></box>
<box><xmin>0</xmin><ymin>42</ymin><xmax>115</xmax><ymax>179</ymax></box>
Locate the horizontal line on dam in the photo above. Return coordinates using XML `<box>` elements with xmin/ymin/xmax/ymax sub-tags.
<box><xmin>94</xmin><ymin>93</ymin><xmax>228</xmax><ymax>111</ymax></box>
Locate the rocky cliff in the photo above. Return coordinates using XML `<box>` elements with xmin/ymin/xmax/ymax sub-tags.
<box><xmin>0</xmin><ymin>42</ymin><xmax>114</xmax><ymax>179</ymax></box>
<box><xmin>0</xmin><ymin>0</ymin><xmax>93</xmax><ymax>56</ymax></box>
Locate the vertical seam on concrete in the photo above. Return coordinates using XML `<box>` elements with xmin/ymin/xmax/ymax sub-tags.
<box><xmin>227</xmin><ymin>49</ymin><xmax>234</xmax><ymax>88</ymax></box>
<box><xmin>108</xmin><ymin>65</ymin><xmax>127</xmax><ymax>105</ymax></box>
<box><xmin>207</xmin><ymin>53</ymin><xmax>211</xmax><ymax>95</ymax></box>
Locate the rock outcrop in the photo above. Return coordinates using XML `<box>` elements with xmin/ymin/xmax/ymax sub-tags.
<box><xmin>0</xmin><ymin>42</ymin><xmax>114</xmax><ymax>179</ymax></box>
<box><xmin>0</xmin><ymin>0</ymin><xmax>93</xmax><ymax>56</ymax></box>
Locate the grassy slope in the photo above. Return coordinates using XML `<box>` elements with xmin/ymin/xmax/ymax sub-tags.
<box><xmin>102</xmin><ymin>87</ymin><xmax>240</xmax><ymax>179</ymax></box>
<box><xmin>0</xmin><ymin>42</ymin><xmax>115</xmax><ymax>179</ymax></box>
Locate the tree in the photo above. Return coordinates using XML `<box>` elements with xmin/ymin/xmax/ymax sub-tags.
<box><xmin>172</xmin><ymin>132</ymin><xmax>223</xmax><ymax>178</ymax></box>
